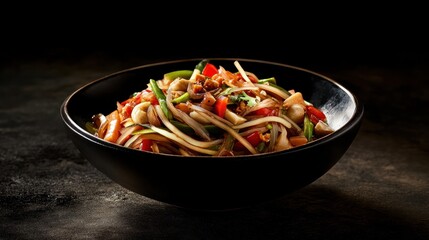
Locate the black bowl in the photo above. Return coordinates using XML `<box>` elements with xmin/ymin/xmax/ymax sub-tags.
<box><xmin>60</xmin><ymin>58</ymin><xmax>364</xmax><ymax>211</ymax></box>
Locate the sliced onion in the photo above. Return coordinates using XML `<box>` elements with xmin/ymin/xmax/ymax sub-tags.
<box><xmin>254</xmin><ymin>83</ymin><xmax>290</xmax><ymax>100</ymax></box>
<box><xmin>124</xmin><ymin>134</ymin><xmax>143</xmax><ymax>148</ymax></box>
<box><xmin>245</xmin><ymin>71</ymin><xmax>260</xmax><ymax>82</ymax></box>
<box><xmin>233</xmin><ymin>116</ymin><xmax>292</xmax><ymax>130</ymax></box>
<box><xmin>190</xmin><ymin>104</ymin><xmax>233</xmax><ymax>127</ymax></box>
<box><xmin>178</xmin><ymin>148</ymin><xmax>193</xmax><ymax>156</ymax></box>
<box><xmin>154</xmin><ymin>105</ymin><xmax>223</xmax><ymax>148</ymax></box>
<box><xmin>274</xmin><ymin>125</ymin><xmax>292</xmax><ymax>151</ymax></box>
<box><xmin>197</xmin><ymin>111</ymin><xmax>257</xmax><ymax>154</ymax></box>
<box><xmin>266</xmin><ymin>123</ymin><xmax>279</xmax><ymax>152</ymax></box>
<box><xmin>228</xmin><ymin>86</ymin><xmax>259</xmax><ymax>93</ymax></box>
<box><xmin>234</xmin><ymin>61</ymin><xmax>255</xmax><ymax>86</ymax></box>
<box><xmin>116</xmin><ymin>125</ymin><xmax>142</xmax><ymax>145</ymax></box>
<box><xmin>151</xmin><ymin>142</ymin><xmax>160</xmax><ymax>153</ymax></box>
<box><xmin>150</xmin><ymin>125</ymin><xmax>218</xmax><ymax>155</ymax></box>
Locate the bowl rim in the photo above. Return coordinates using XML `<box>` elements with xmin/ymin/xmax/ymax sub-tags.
<box><xmin>60</xmin><ymin>57</ymin><xmax>364</xmax><ymax>159</ymax></box>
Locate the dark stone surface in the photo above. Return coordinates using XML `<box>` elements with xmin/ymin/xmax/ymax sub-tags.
<box><xmin>1</xmin><ymin>40</ymin><xmax>428</xmax><ymax>239</ymax></box>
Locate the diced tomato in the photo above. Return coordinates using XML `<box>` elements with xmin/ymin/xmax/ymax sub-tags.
<box><xmin>306</xmin><ymin>106</ymin><xmax>326</xmax><ymax>125</ymax></box>
<box><xmin>233</xmin><ymin>131</ymin><xmax>262</xmax><ymax>151</ymax></box>
<box><xmin>121</xmin><ymin>92</ymin><xmax>142</xmax><ymax>105</ymax></box>
<box><xmin>202</xmin><ymin>63</ymin><xmax>218</xmax><ymax>77</ymax></box>
<box><xmin>122</xmin><ymin>103</ymin><xmax>134</xmax><ymax>119</ymax></box>
<box><xmin>253</xmin><ymin>107</ymin><xmax>278</xmax><ymax>116</ymax></box>
<box><xmin>141</xmin><ymin>89</ymin><xmax>158</xmax><ymax>105</ymax></box>
<box><xmin>132</xmin><ymin>92</ymin><xmax>142</xmax><ymax>104</ymax></box>
<box><xmin>140</xmin><ymin>139</ymin><xmax>153</xmax><ymax>152</ymax></box>
<box><xmin>308</xmin><ymin>113</ymin><xmax>320</xmax><ymax>125</ymax></box>
<box><xmin>214</xmin><ymin>95</ymin><xmax>229</xmax><ymax>118</ymax></box>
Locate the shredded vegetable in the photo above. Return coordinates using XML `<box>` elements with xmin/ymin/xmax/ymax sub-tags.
<box><xmin>86</xmin><ymin>59</ymin><xmax>335</xmax><ymax>156</ymax></box>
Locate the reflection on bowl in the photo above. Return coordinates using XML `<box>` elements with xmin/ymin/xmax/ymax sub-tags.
<box><xmin>60</xmin><ymin>58</ymin><xmax>364</xmax><ymax>211</ymax></box>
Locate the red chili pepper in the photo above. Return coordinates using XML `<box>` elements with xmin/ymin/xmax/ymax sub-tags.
<box><xmin>202</xmin><ymin>63</ymin><xmax>218</xmax><ymax>77</ymax></box>
<box><xmin>140</xmin><ymin>139</ymin><xmax>153</xmax><ymax>152</ymax></box>
<box><xmin>121</xmin><ymin>92</ymin><xmax>142</xmax><ymax>105</ymax></box>
<box><xmin>253</xmin><ymin>107</ymin><xmax>278</xmax><ymax>116</ymax></box>
<box><xmin>233</xmin><ymin>131</ymin><xmax>261</xmax><ymax>151</ymax></box>
<box><xmin>214</xmin><ymin>95</ymin><xmax>228</xmax><ymax>118</ymax></box>
<box><xmin>306</xmin><ymin>105</ymin><xmax>326</xmax><ymax>124</ymax></box>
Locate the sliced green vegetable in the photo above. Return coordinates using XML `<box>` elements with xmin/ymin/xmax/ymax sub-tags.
<box><xmin>195</xmin><ymin>59</ymin><xmax>209</xmax><ymax>72</ymax></box>
<box><xmin>256</xmin><ymin>141</ymin><xmax>266</xmax><ymax>152</ymax></box>
<box><xmin>171</xmin><ymin>92</ymin><xmax>190</xmax><ymax>104</ymax></box>
<box><xmin>258</xmin><ymin>77</ymin><xmax>276</xmax><ymax>84</ymax></box>
<box><xmin>171</xmin><ymin>120</ymin><xmax>221</xmax><ymax>136</ymax></box>
<box><xmin>85</xmin><ymin>121</ymin><xmax>97</xmax><ymax>134</ymax></box>
<box><xmin>164</xmin><ymin>70</ymin><xmax>193</xmax><ymax>81</ymax></box>
<box><xmin>304</xmin><ymin>115</ymin><xmax>314</xmax><ymax>141</ymax></box>
<box><xmin>219</xmin><ymin>87</ymin><xmax>233</xmax><ymax>96</ymax></box>
<box><xmin>230</xmin><ymin>92</ymin><xmax>258</xmax><ymax>107</ymax></box>
<box><xmin>132</xmin><ymin>128</ymin><xmax>156</xmax><ymax>135</ymax></box>
<box><xmin>190</xmin><ymin>59</ymin><xmax>209</xmax><ymax>81</ymax></box>
<box><xmin>149</xmin><ymin>79</ymin><xmax>172</xmax><ymax>120</ymax></box>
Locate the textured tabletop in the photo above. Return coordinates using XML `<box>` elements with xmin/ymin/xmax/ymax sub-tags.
<box><xmin>1</xmin><ymin>44</ymin><xmax>428</xmax><ymax>239</ymax></box>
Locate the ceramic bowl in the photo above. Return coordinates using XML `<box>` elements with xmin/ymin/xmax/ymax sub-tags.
<box><xmin>60</xmin><ymin>58</ymin><xmax>364</xmax><ymax>211</ymax></box>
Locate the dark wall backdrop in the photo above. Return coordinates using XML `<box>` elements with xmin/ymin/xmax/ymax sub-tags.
<box><xmin>2</xmin><ymin>11</ymin><xmax>428</xmax><ymax>70</ymax></box>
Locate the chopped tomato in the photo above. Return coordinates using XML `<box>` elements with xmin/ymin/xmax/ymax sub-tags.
<box><xmin>122</xmin><ymin>103</ymin><xmax>134</xmax><ymax>119</ymax></box>
<box><xmin>306</xmin><ymin>105</ymin><xmax>326</xmax><ymax>125</ymax></box>
<box><xmin>141</xmin><ymin>89</ymin><xmax>158</xmax><ymax>105</ymax></box>
<box><xmin>202</xmin><ymin>63</ymin><xmax>218</xmax><ymax>77</ymax></box>
<box><xmin>140</xmin><ymin>139</ymin><xmax>153</xmax><ymax>151</ymax></box>
<box><xmin>253</xmin><ymin>107</ymin><xmax>278</xmax><ymax>116</ymax></box>
<box><xmin>233</xmin><ymin>131</ymin><xmax>262</xmax><ymax>151</ymax></box>
<box><xmin>214</xmin><ymin>95</ymin><xmax>228</xmax><ymax>118</ymax></box>
<box><xmin>121</xmin><ymin>92</ymin><xmax>142</xmax><ymax>105</ymax></box>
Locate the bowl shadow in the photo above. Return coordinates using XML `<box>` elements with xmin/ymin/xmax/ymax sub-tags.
<box><xmin>113</xmin><ymin>185</ymin><xmax>429</xmax><ymax>240</ymax></box>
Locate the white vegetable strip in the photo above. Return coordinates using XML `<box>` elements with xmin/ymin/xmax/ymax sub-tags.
<box><xmin>189</xmin><ymin>104</ymin><xmax>234</xmax><ymax>127</ymax></box>
<box><xmin>197</xmin><ymin>111</ymin><xmax>257</xmax><ymax>154</ymax></box>
<box><xmin>266</xmin><ymin>123</ymin><xmax>279</xmax><ymax>152</ymax></box>
<box><xmin>254</xmin><ymin>83</ymin><xmax>290</xmax><ymax>100</ymax></box>
<box><xmin>154</xmin><ymin>105</ymin><xmax>223</xmax><ymax>148</ymax></box>
<box><xmin>124</xmin><ymin>134</ymin><xmax>142</xmax><ymax>148</ymax></box>
<box><xmin>178</xmin><ymin>148</ymin><xmax>193</xmax><ymax>156</ymax></box>
<box><xmin>234</xmin><ymin>61</ymin><xmax>255</xmax><ymax>86</ymax></box>
<box><xmin>233</xmin><ymin>116</ymin><xmax>292</xmax><ymax>129</ymax></box>
<box><xmin>227</xmin><ymin>86</ymin><xmax>259</xmax><ymax>93</ymax></box>
<box><xmin>116</xmin><ymin>125</ymin><xmax>141</xmax><ymax>145</ymax></box>
<box><xmin>189</xmin><ymin>68</ymin><xmax>200</xmax><ymax>82</ymax></box>
<box><xmin>124</xmin><ymin>133</ymin><xmax>170</xmax><ymax>148</ymax></box>
<box><xmin>150</xmin><ymin>125</ymin><xmax>218</xmax><ymax>155</ymax></box>
<box><xmin>274</xmin><ymin>125</ymin><xmax>292</xmax><ymax>151</ymax></box>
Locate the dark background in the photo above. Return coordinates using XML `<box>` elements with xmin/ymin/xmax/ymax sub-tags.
<box><xmin>1</xmin><ymin>13</ymin><xmax>429</xmax><ymax>240</ymax></box>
